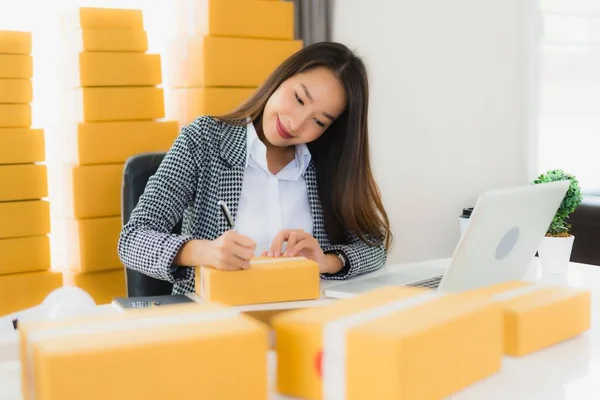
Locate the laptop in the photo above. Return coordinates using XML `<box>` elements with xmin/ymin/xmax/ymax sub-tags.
<box><xmin>324</xmin><ymin>180</ymin><xmax>570</xmax><ymax>298</ymax></box>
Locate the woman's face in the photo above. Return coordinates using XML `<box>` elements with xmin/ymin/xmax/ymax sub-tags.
<box><xmin>262</xmin><ymin>66</ymin><xmax>346</xmax><ymax>147</ymax></box>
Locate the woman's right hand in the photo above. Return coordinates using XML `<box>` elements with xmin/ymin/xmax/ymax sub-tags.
<box><xmin>181</xmin><ymin>231</ymin><xmax>253</xmax><ymax>271</ymax></box>
<box><xmin>176</xmin><ymin>231</ymin><xmax>256</xmax><ymax>270</ymax></box>
<box><xmin>205</xmin><ymin>231</ymin><xmax>256</xmax><ymax>270</ymax></box>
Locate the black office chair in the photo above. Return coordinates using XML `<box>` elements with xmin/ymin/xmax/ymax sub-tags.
<box><xmin>121</xmin><ymin>152</ymin><xmax>182</xmax><ymax>297</ymax></box>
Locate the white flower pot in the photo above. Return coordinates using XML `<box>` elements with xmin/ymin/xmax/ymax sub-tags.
<box><xmin>538</xmin><ymin>235</ymin><xmax>575</xmax><ymax>274</ymax></box>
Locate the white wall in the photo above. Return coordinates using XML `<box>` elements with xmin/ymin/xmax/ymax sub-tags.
<box><xmin>331</xmin><ymin>0</ymin><xmax>539</xmax><ymax>264</ymax></box>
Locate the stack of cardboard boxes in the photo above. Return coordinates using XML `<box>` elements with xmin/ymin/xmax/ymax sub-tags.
<box><xmin>166</xmin><ymin>0</ymin><xmax>302</xmax><ymax>127</ymax></box>
<box><xmin>20</xmin><ymin>281</ymin><xmax>592</xmax><ymax>399</ymax></box>
<box><xmin>0</xmin><ymin>30</ymin><xmax>62</xmax><ymax>315</ymax></box>
<box><xmin>52</xmin><ymin>8</ymin><xmax>179</xmax><ymax>304</ymax></box>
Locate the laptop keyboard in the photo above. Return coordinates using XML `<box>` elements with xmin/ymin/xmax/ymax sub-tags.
<box><xmin>408</xmin><ymin>275</ymin><xmax>443</xmax><ymax>289</ymax></box>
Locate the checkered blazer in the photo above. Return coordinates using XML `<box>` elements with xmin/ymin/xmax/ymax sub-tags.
<box><xmin>118</xmin><ymin>116</ymin><xmax>386</xmax><ymax>295</ymax></box>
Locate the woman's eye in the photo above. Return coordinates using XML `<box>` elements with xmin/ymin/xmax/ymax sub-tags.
<box><xmin>295</xmin><ymin>92</ymin><xmax>304</xmax><ymax>106</ymax></box>
<box><xmin>314</xmin><ymin>119</ymin><xmax>325</xmax><ymax>128</ymax></box>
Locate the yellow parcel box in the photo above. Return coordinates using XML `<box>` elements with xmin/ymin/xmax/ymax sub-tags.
<box><xmin>59</xmin><ymin>120</ymin><xmax>178</xmax><ymax>165</ymax></box>
<box><xmin>464</xmin><ymin>280</ymin><xmax>591</xmax><ymax>356</ymax></box>
<box><xmin>64</xmin><ymin>28</ymin><xmax>148</xmax><ymax>52</ymax></box>
<box><xmin>0</xmin><ymin>200</ymin><xmax>50</xmax><ymax>239</ymax></box>
<box><xmin>273</xmin><ymin>286</ymin><xmax>503</xmax><ymax>400</ymax></box>
<box><xmin>63</xmin><ymin>268</ymin><xmax>126</xmax><ymax>305</ymax></box>
<box><xmin>0</xmin><ymin>270</ymin><xmax>62</xmax><ymax>316</ymax></box>
<box><xmin>0</xmin><ymin>236</ymin><xmax>50</xmax><ymax>275</ymax></box>
<box><xmin>168</xmin><ymin>36</ymin><xmax>302</xmax><ymax>88</ymax></box>
<box><xmin>53</xmin><ymin>163</ymin><xmax>123</xmax><ymax>218</ymax></box>
<box><xmin>0</xmin><ymin>79</ymin><xmax>32</xmax><ymax>103</ymax></box>
<box><xmin>63</xmin><ymin>87</ymin><xmax>164</xmax><ymax>122</ymax></box>
<box><xmin>196</xmin><ymin>257</ymin><xmax>320</xmax><ymax>306</ymax></box>
<box><xmin>19</xmin><ymin>303</ymin><xmax>269</xmax><ymax>400</ymax></box>
<box><xmin>52</xmin><ymin>216</ymin><xmax>121</xmax><ymax>273</ymax></box>
<box><xmin>166</xmin><ymin>87</ymin><xmax>254</xmax><ymax>127</ymax></box>
<box><xmin>0</xmin><ymin>164</ymin><xmax>47</xmax><ymax>202</ymax></box>
<box><xmin>0</xmin><ymin>54</ymin><xmax>33</xmax><ymax>79</ymax></box>
<box><xmin>62</xmin><ymin>52</ymin><xmax>162</xmax><ymax>87</ymax></box>
<box><xmin>0</xmin><ymin>30</ymin><xmax>31</xmax><ymax>54</ymax></box>
<box><xmin>62</xmin><ymin>7</ymin><xmax>144</xmax><ymax>30</ymax></box>
<box><xmin>0</xmin><ymin>128</ymin><xmax>45</xmax><ymax>164</ymax></box>
<box><xmin>0</xmin><ymin>104</ymin><xmax>31</xmax><ymax>127</ymax></box>
<box><xmin>174</xmin><ymin>0</ymin><xmax>294</xmax><ymax>40</ymax></box>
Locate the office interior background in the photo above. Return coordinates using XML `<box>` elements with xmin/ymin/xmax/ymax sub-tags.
<box><xmin>0</xmin><ymin>0</ymin><xmax>597</xmax><ymax>303</ymax></box>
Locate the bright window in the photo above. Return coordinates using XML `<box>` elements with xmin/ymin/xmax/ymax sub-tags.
<box><xmin>537</xmin><ymin>0</ymin><xmax>600</xmax><ymax>192</ymax></box>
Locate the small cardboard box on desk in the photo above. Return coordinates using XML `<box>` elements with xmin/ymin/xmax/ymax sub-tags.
<box><xmin>195</xmin><ymin>256</ymin><xmax>321</xmax><ymax>306</ymax></box>
<box><xmin>273</xmin><ymin>285</ymin><xmax>503</xmax><ymax>400</ymax></box>
<box><xmin>463</xmin><ymin>280</ymin><xmax>591</xmax><ymax>356</ymax></box>
<box><xmin>18</xmin><ymin>302</ymin><xmax>269</xmax><ymax>400</ymax></box>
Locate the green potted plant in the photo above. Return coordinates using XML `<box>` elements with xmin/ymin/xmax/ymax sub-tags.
<box><xmin>533</xmin><ymin>169</ymin><xmax>583</xmax><ymax>273</ymax></box>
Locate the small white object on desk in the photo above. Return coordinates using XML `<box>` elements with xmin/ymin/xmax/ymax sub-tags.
<box><xmin>0</xmin><ymin>287</ymin><xmax>116</xmax><ymax>364</ymax></box>
<box><xmin>0</xmin><ymin>286</ymin><xmax>96</xmax><ymax>333</ymax></box>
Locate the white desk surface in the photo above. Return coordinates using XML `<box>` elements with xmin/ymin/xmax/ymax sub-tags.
<box><xmin>2</xmin><ymin>258</ymin><xmax>600</xmax><ymax>399</ymax></box>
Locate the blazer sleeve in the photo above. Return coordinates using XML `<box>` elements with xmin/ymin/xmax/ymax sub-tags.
<box><xmin>321</xmin><ymin>232</ymin><xmax>387</xmax><ymax>280</ymax></box>
<box><xmin>117</xmin><ymin>123</ymin><xmax>204</xmax><ymax>283</ymax></box>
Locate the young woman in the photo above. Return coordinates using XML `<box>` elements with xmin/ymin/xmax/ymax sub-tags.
<box><xmin>118</xmin><ymin>42</ymin><xmax>392</xmax><ymax>295</ymax></box>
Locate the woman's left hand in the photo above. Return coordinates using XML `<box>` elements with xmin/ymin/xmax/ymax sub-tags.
<box><xmin>263</xmin><ymin>230</ymin><xmax>345</xmax><ymax>274</ymax></box>
<box><xmin>262</xmin><ymin>229</ymin><xmax>327</xmax><ymax>266</ymax></box>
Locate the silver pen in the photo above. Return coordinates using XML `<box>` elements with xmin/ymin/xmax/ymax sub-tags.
<box><xmin>218</xmin><ymin>201</ymin><xmax>236</xmax><ymax>231</ymax></box>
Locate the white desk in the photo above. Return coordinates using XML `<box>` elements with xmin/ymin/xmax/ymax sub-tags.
<box><xmin>2</xmin><ymin>258</ymin><xmax>600</xmax><ymax>399</ymax></box>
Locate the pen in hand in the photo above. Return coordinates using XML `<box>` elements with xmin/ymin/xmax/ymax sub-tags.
<box><xmin>215</xmin><ymin>201</ymin><xmax>256</xmax><ymax>270</ymax></box>
<box><xmin>218</xmin><ymin>201</ymin><xmax>236</xmax><ymax>231</ymax></box>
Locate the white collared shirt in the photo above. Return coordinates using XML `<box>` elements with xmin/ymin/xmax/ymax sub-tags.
<box><xmin>235</xmin><ymin>122</ymin><xmax>313</xmax><ymax>254</ymax></box>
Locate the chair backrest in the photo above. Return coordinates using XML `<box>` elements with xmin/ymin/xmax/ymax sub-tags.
<box><xmin>121</xmin><ymin>152</ymin><xmax>182</xmax><ymax>297</ymax></box>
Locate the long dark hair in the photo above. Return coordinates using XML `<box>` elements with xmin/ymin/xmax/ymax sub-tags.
<box><xmin>215</xmin><ymin>42</ymin><xmax>392</xmax><ymax>250</ymax></box>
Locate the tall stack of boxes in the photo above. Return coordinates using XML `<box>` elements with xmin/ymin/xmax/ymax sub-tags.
<box><xmin>0</xmin><ymin>30</ymin><xmax>62</xmax><ymax>315</ymax></box>
<box><xmin>166</xmin><ymin>0</ymin><xmax>302</xmax><ymax>127</ymax></box>
<box><xmin>52</xmin><ymin>8</ymin><xmax>179</xmax><ymax>304</ymax></box>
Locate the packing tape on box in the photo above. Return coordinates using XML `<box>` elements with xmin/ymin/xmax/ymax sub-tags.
<box><xmin>322</xmin><ymin>291</ymin><xmax>447</xmax><ymax>400</ymax></box>
<box><xmin>492</xmin><ymin>283</ymin><xmax>544</xmax><ymax>301</ymax></box>
<box><xmin>26</xmin><ymin>308</ymin><xmax>241</xmax><ymax>399</ymax></box>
